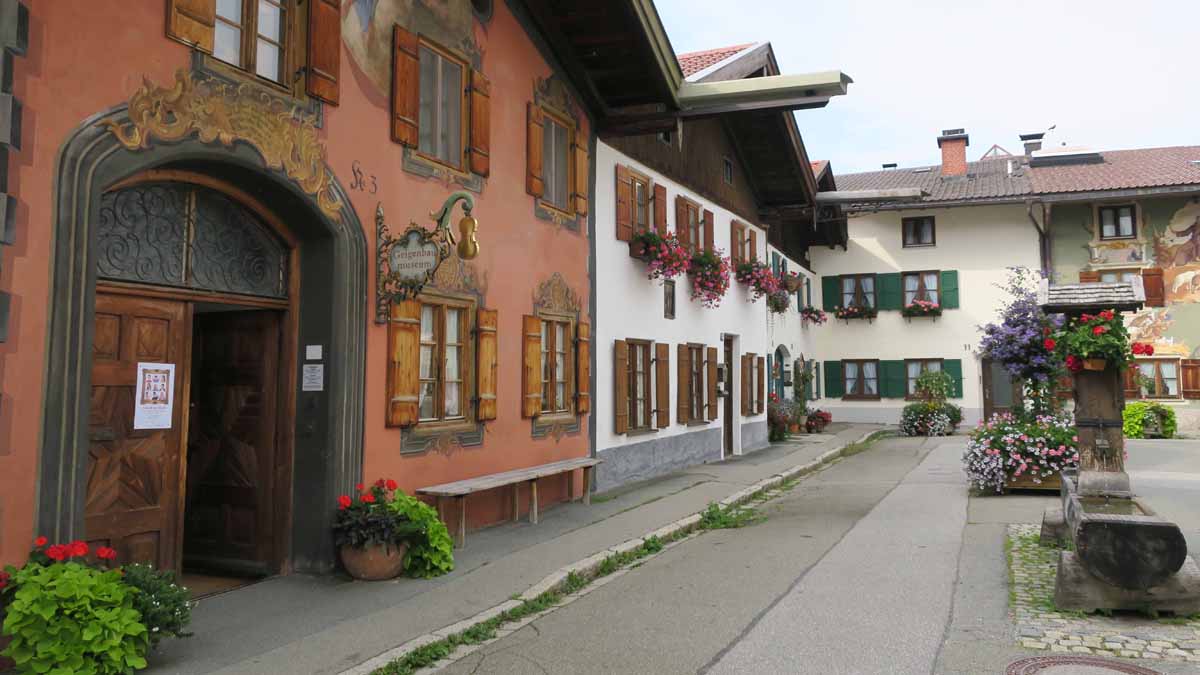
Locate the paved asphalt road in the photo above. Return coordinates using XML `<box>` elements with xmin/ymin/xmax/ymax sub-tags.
<box><xmin>438</xmin><ymin>436</ymin><xmax>1200</xmax><ymax>675</ymax></box>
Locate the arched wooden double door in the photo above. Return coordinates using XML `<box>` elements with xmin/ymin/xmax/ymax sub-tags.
<box><xmin>85</xmin><ymin>174</ymin><xmax>296</xmax><ymax>575</ymax></box>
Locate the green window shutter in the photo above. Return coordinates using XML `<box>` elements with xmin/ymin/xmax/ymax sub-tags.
<box><xmin>805</xmin><ymin>279</ymin><xmax>812</xmax><ymax>307</ymax></box>
<box><xmin>804</xmin><ymin>361</ymin><xmax>813</xmax><ymax>400</ymax></box>
<box><xmin>821</xmin><ymin>276</ymin><xmax>841</xmax><ymax>311</ymax></box>
<box><xmin>940</xmin><ymin>270</ymin><xmax>960</xmax><ymax>309</ymax></box>
<box><xmin>877</xmin><ymin>272</ymin><xmax>902</xmax><ymax>310</ymax></box>
<box><xmin>944</xmin><ymin>359</ymin><xmax>964</xmax><ymax>398</ymax></box>
<box><xmin>782</xmin><ymin>259</ymin><xmax>788</xmax><ymax>275</ymax></box>
<box><xmin>767</xmin><ymin>354</ymin><xmax>774</xmax><ymax>399</ymax></box>
<box><xmin>823</xmin><ymin>361</ymin><xmax>844</xmax><ymax>398</ymax></box>
<box><xmin>880</xmin><ymin>360</ymin><xmax>906</xmax><ymax>398</ymax></box>
<box><xmin>771</xmin><ymin>252</ymin><xmax>780</xmax><ymax>275</ymax></box>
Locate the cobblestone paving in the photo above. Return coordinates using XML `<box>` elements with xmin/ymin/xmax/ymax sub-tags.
<box><xmin>1008</xmin><ymin>523</ymin><xmax>1200</xmax><ymax>664</ymax></box>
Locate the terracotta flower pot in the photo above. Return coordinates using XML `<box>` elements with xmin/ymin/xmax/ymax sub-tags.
<box><xmin>1082</xmin><ymin>358</ymin><xmax>1107</xmax><ymax>371</ymax></box>
<box><xmin>340</xmin><ymin>541</ymin><xmax>408</xmax><ymax>581</ymax></box>
<box><xmin>789</xmin><ymin>423</ymin><xmax>801</xmax><ymax>433</ymax></box>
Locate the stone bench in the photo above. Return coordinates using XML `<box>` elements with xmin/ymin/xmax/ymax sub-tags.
<box><xmin>418</xmin><ymin>457</ymin><xmax>602</xmax><ymax>547</ymax></box>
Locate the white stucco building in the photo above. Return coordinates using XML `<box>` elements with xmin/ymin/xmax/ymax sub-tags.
<box><xmin>809</xmin><ymin>130</ymin><xmax>1043</xmax><ymax>427</ymax></box>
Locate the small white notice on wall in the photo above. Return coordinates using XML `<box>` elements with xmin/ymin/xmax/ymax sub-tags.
<box><xmin>306</xmin><ymin>344</ymin><xmax>323</xmax><ymax>361</ymax></box>
<box><xmin>133</xmin><ymin>362</ymin><xmax>175</xmax><ymax>430</ymax></box>
<box><xmin>302</xmin><ymin>364</ymin><xmax>324</xmax><ymax>392</ymax></box>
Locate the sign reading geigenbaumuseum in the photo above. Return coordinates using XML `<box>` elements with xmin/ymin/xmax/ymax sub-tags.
<box><xmin>375</xmin><ymin>203</ymin><xmax>450</xmax><ymax>323</ymax></box>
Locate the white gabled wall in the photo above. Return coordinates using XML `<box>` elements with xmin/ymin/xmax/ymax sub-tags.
<box><xmin>808</xmin><ymin>204</ymin><xmax>1041</xmax><ymax>426</ymax></box>
<box><xmin>594</xmin><ymin>140</ymin><xmax>769</xmax><ymax>462</ymax></box>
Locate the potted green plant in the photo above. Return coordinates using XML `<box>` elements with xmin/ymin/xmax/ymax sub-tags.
<box><xmin>806</xmin><ymin>409</ymin><xmax>831</xmax><ymax>433</ymax></box>
<box><xmin>333</xmin><ymin>479</ymin><xmax>422</xmax><ymax>581</ymax></box>
<box><xmin>788</xmin><ymin>400</ymin><xmax>806</xmax><ymax>433</ymax></box>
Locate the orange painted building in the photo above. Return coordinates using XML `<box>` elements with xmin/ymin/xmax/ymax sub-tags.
<box><xmin>0</xmin><ymin>0</ymin><xmax>646</xmax><ymax>577</ymax></box>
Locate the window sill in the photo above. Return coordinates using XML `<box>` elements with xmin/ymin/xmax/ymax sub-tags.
<box><xmin>686</xmin><ymin>420</ymin><xmax>711</xmax><ymax>427</ymax></box>
<box><xmin>537</xmin><ymin>411</ymin><xmax>576</xmax><ymax>424</ymax></box>
<box><xmin>1097</xmin><ymin>235</ymin><xmax>1138</xmax><ymax>242</ymax></box>
<box><xmin>902</xmin><ymin>243</ymin><xmax>936</xmax><ymax>249</ymax></box>
<box><xmin>626</xmin><ymin>427</ymin><xmax>658</xmax><ymax>438</ymax></box>
<box><xmin>842</xmin><ymin>395</ymin><xmax>881</xmax><ymax>401</ymax></box>
<box><xmin>411</xmin><ymin>418</ymin><xmax>477</xmax><ymax>437</ymax></box>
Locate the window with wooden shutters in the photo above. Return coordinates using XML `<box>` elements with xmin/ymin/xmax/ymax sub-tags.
<box><xmin>902</xmin><ymin>271</ymin><xmax>940</xmax><ymax>306</ymax></box>
<box><xmin>418</xmin><ymin>300</ymin><xmax>469</xmax><ymax>422</ymax></box>
<box><xmin>905</xmin><ymin>359</ymin><xmax>942</xmax><ymax>397</ymax></box>
<box><xmin>706</xmin><ymin>347</ymin><xmax>718</xmax><ymax>421</ymax></box>
<box><xmin>675</xmin><ymin>197</ymin><xmax>702</xmax><ymax>254</ymax></box>
<box><xmin>306</xmin><ymin>0</ymin><xmax>341</xmax><ymax>105</ymax></box>
<box><xmin>677</xmin><ymin>344</ymin><xmax>692</xmax><ymax>424</ymax></box>
<box><xmin>539</xmin><ymin>317</ymin><xmax>573</xmax><ymax>415</ymax></box>
<box><xmin>542</xmin><ymin>112</ymin><xmax>571</xmax><ymax>211</ymax></box>
<box><xmin>841</xmin><ymin>275</ymin><xmax>876</xmax><ymax>309</ymax></box>
<box><xmin>388</xmin><ymin>295</ymin><xmax>478</xmax><ymax>428</ymax></box>
<box><xmin>748</xmin><ymin>229</ymin><xmax>758</xmax><ymax>262</ymax></box>
<box><xmin>212</xmin><ymin>0</ymin><xmax>290</xmax><ymax>83</ymax></box>
<box><xmin>843</xmin><ymin>359</ymin><xmax>880</xmax><ymax>399</ymax></box>
<box><xmin>653</xmin><ymin>184</ymin><xmax>667</xmax><ymax>235</ymax></box>
<box><xmin>527</xmin><ymin>104</ymin><xmax>582</xmax><ymax>217</ymax></box>
<box><xmin>655</xmin><ymin>343</ymin><xmax>670</xmax><ymax>428</ymax></box>
<box><xmin>1079</xmin><ymin>270</ymin><xmax>1101</xmax><ymax>283</ymax></box>
<box><xmin>689</xmin><ymin>344</ymin><xmax>705</xmax><ymax>422</ymax></box>
<box><xmin>626</xmin><ymin>340</ymin><xmax>653</xmax><ymax>431</ymax></box>
<box><xmin>387</xmin><ymin>300</ymin><xmax>421</xmax><ymax>427</ymax></box>
<box><xmin>631</xmin><ymin>172</ymin><xmax>651</xmax><ymax>235</ymax></box>
<box><xmin>1136</xmin><ymin>359</ymin><xmax>1182</xmax><ymax>399</ymax></box>
<box><xmin>1098</xmin><ymin>204</ymin><xmax>1136</xmax><ymax>240</ymax></box>
<box><xmin>1099</xmin><ymin>269</ymin><xmax>1139</xmax><ymax>284</ymax></box>
<box><xmin>417</xmin><ymin>40</ymin><xmax>466</xmax><ymax>170</ymax></box>
<box><xmin>476</xmin><ymin>309</ymin><xmax>498</xmax><ymax>421</ymax></box>
<box><xmin>731</xmin><ymin>221</ymin><xmax>747</xmax><ymax>267</ymax></box>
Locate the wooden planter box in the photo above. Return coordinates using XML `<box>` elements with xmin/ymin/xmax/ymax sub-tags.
<box><xmin>1005</xmin><ymin>471</ymin><xmax>1062</xmax><ymax>492</ymax></box>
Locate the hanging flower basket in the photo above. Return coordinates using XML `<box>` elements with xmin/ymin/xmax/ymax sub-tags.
<box><xmin>766</xmin><ymin>290</ymin><xmax>791</xmax><ymax>314</ymax></box>
<box><xmin>901</xmin><ymin>300</ymin><xmax>942</xmax><ymax>318</ymax></box>
<box><xmin>734</xmin><ymin>260</ymin><xmax>781</xmax><ymax>301</ymax></box>
<box><xmin>782</xmin><ymin>271</ymin><xmax>803</xmax><ymax>294</ymax></box>
<box><xmin>630</xmin><ymin>231</ymin><xmax>690</xmax><ymax>281</ymax></box>
<box><xmin>1052</xmin><ymin>309</ymin><xmax>1134</xmax><ymax>373</ymax></box>
<box><xmin>834</xmin><ymin>305</ymin><xmax>877</xmax><ymax>321</ymax></box>
<box><xmin>800</xmin><ymin>306</ymin><xmax>827</xmax><ymax>325</ymax></box>
<box><xmin>688</xmin><ymin>248</ymin><xmax>732</xmax><ymax>309</ymax></box>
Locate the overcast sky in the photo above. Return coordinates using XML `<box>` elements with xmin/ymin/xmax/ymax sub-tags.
<box><xmin>655</xmin><ymin>0</ymin><xmax>1200</xmax><ymax>175</ymax></box>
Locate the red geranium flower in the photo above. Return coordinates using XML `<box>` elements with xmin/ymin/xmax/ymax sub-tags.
<box><xmin>96</xmin><ymin>546</ymin><xmax>117</xmax><ymax>561</ymax></box>
<box><xmin>1100</xmin><ymin>310</ymin><xmax>1115</xmax><ymax>321</ymax></box>
<box><xmin>1065</xmin><ymin>355</ymin><xmax>1083</xmax><ymax>373</ymax></box>
<box><xmin>355</xmin><ymin>483</ymin><xmax>364</xmax><ymax>492</ymax></box>
<box><xmin>34</xmin><ymin>536</ymin><xmax>47</xmax><ymax>548</ymax></box>
<box><xmin>386</xmin><ymin>479</ymin><xmax>398</xmax><ymax>491</ymax></box>
<box><xmin>361</xmin><ymin>492</ymin><xmax>376</xmax><ymax>503</ymax></box>
<box><xmin>1092</xmin><ymin>325</ymin><xmax>1108</xmax><ymax>335</ymax></box>
<box><xmin>375</xmin><ymin>478</ymin><xmax>387</xmax><ymax>488</ymax></box>
<box><xmin>68</xmin><ymin>541</ymin><xmax>89</xmax><ymax>558</ymax></box>
<box><xmin>45</xmin><ymin>544</ymin><xmax>68</xmax><ymax>562</ymax></box>
<box><xmin>337</xmin><ymin>495</ymin><xmax>352</xmax><ymax>510</ymax></box>
<box><xmin>1043</xmin><ymin>338</ymin><xmax>1057</xmax><ymax>350</ymax></box>
<box><xmin>1144</xmin><ymin>344</ymin><xmax>1155</xmax><ymax>356</ymax></box>
<box><xmin>1080</xmin><ymin>313</ymin><xmax>1093</xmax><ymax>322</ymax></box>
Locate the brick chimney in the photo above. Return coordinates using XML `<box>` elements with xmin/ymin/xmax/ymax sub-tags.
<box><xmin>937</xmin><ymin>128</ymin><xmax>970</xmax><ymax>177</ymax></box>
<box><xmin>1020</xmin><ymin>132</ymin><xmax>1045</xmax><ymax>157</ymax></box>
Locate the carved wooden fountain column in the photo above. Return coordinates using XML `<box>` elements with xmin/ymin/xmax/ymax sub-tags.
<box><xmin>1072</xmin><ymin>366</ymin><xmax>1131</xmax><ymax>495</ymax></box>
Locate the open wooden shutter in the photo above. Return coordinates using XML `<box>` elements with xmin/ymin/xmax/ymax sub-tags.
<box><xmin>575</xmin><ymin>322</ymin><xmax>590</xmax><ymax>414</ymax></box>
<box><xmin>386</xmin><ymin>300</ymin><xmax>421</xmax><ymax>427</ymax></box>
<box><xmin>804</xmin><ymin>361</ymin><xmax>814</xmax><ymax>400</ymax></box>
<box><xmin>749</xmin><ymin>229</ymin><xmax>758</xmax><ymax>262</ymax></box>
<box><xmin>615</xmin><ymin>165</ymin><xmax>633</xmax><ymax>242</ymax></box>
<box><xmin>166</xmin><ymin>0</ymin><xmax>215</xmax><ymax>53</ymax></box>
<box><xmin>476</xmin><ymin>309</ymin><xmax>498</xmax><ymax>421</ymax></box>
<box><xmin>730</xmin><ymin>222</ymin><xmax>741</xmax><ymax>267</ymax></box>
<box><xmin>823</xmin><ymin>361</ymin><xmax>844</xmax><ymax>398</ymax></box>
<box><xmin>572</xmin><ymin>137</ymin><xmax>589</xmax><ymax>216</ymax></box>
<box><xmin>1123</xmin><ymin>366</ymin><xmax>1140</xmax><ymax>400</ymax></box>
<box><xmin>675</xmin><ymin>197</ymin><xmax>690</xmax><ymax>251</ymax></box>
<box><xmin>677</xmin><ymin>344</ymin><xmax>691</xmax><ymax>424</ymax></box>
<box><xmin>756</xmin><ymin>356</ymin><xmax>766</xmax><ymax>414</ymax></box>
<box><xmin>703</xmin><ymin>209</ymin><xmax>715</xmax><ymax>252</ymax></box>
<box><xmin>940</xmin><ymin>270</ymin><xmax>960</xmax><ymax>309</ymax></box>
<box><xmin>653</xmin><ymin>184</ymin><xmax>667</xmax><ymax>235</ymax></box>
<box><xmin>613</xmin><ymin>340</ymin><xmax>629</xmax><ymax>434</ymax></box>
<box><xmin>879</xmin><ymin>360</ymin><xmax>905</xmax><ymax>398</ymax></box>
<box><xmin>1142</xmin><ymin>268</ymin><xmax>1165</xmax><ymax>307</ymax></box>
<box><xmin>707</xmin><ymin>347</ymin><xmax>718</xmax><ymax>421</ymax></box>
<box><xmin>522</xmin><ymin>315</ymin><xmax>542</xmax><ymax>417</ymax></box>
<box><xmin>526</xmin><ymin>103</ymin><xmax>545</xmax><ymax>197</ymax></box>
<box><xmin>1079</xmin><ymin>270</ymin><xmax>1101</xmax><ymax>283</ymax></box>
<box><xmin>655</xmin><ymin>343</ymin><xmax>670</xmax><ymax>428</ymax></box>
<box><xmin>1182</xmin><ymin>360</ymin><xmax>1200</xmax><ymax>399</ymax></box>
<box><xmin>740</xmin><ymin>354</ymin><xmax>750</xmax><ymax>415</ymax></box>
<box><xmin>467</xmin><ymin>69</ymin><xmax>491</xmax><ymax>176</ymax></box>
<box><xmin>306</xmin><ymin>0</ymin><xmax>342</xmax><ymax>105</ymax></box>
<box><xmin>821</xmin><ymin>276</ymin><xmax>840</xmax><ymax>311</ymax></box>
<box><xmin>944</xmin><ymin>359</ymin><xmax>964</xmax><ymax>398</ymax></box>
<box><xmin>391</xmin><ymin>25</ymin><xmax>420</xmax><ymax>147</ymax></box>
<box><xmin>877</xmin><ymin>272</ymin><xmax>902</xmax><ymax>310</ymax></box>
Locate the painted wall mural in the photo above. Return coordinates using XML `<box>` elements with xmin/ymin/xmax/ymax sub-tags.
<box><xmin>343</xmin><ymin>0</ymin><xmax>486</xmax><ymax>104</ymax></box>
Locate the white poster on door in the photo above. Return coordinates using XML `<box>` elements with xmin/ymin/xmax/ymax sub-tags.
<box><xmin>134</xmin><ymin>362</ymin><xmax>175</xmax><ymax>430</ymax></box>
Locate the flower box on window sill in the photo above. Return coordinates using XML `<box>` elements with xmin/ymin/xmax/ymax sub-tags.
<box><xmin>799</xmin><ymin>306</ymin><xmax>827</xmax><ymax>326</ymax></box>
<box><xmin>901</xmin><ymin>301</ymin><xmax>942</xmax><ymax>320</ymax></box>
<box><xmin>834</xmin><ymin>306</ymin><xmax>877</xmax><ymax>322</ymax></box>
<box><xmin>629</xmin><ymin>232</ymin><xmax>690</xmax><ymax>281</ymax></box>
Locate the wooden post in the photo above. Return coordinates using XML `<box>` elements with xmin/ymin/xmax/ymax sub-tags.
<box><xmin>567</xmin><ymin>469</ymin><xmax>576</xmax><ymax>502</ymax></box>
<box><xmin>1074</xmin><ymin>366</ymin><xmax>1131</xmax><ymax>495</ymax></box>
<box><xmin>457</xmin><ymin>495</ymin><xmax>467</xmax><ymax>548</ymax></box>
<box><xmin>512</xmin><ymin>483</ymin><xmax>521</xmax><ymax>523</ymax></box>
<box><xmin>583</xmin><ymin>466</ymin><xmax>593</xmax><ymax>506</ymax></box>
<box><xmin>529</xmin><ymin>479</ymin><xmax>539</xmax><ymax>524</ymax></box>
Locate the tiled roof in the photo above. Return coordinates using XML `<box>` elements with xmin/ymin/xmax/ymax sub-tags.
<box><xmin>1030</xmin><ymin>146</ymin><xmax>1200</xmax><ymax>194</ymax></box>
<box><xmin>1039</xmin><ymin>282</ymin><xmax>1144</xmax><ymax>313</ymax></box>
<box><xmin>677</xmin><ymin>43</ymin><xmax>754</xmax><ymax>77</ymax></box>
<box><xmin>834</xmin><ymin>157</ymin><xmax>1032</xmax><ymax>205</ymax></box>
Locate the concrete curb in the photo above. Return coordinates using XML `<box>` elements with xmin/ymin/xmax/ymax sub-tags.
<box><xmin>338</xmin><ymin>428</ymin><xmax>884</xmax><ymax>675</ymax></box>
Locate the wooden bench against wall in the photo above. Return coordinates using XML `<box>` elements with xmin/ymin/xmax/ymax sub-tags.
<box><xmin>417</xmin><ymin>457</ymin><xmax>602</xmax><ymax>547</ymax></box>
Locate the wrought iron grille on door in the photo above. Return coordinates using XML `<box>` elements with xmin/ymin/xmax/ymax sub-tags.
<box><xmin>97</xmin><ymin>183</ymin><xmax>288</xmax><ymax>299</ymax></box>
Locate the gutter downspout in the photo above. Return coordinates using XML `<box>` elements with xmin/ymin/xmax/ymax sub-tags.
<box><xmin>1026</xmin><ymin>200</ymin><xmax>1049</xmax><ymax>278</ymax></box>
